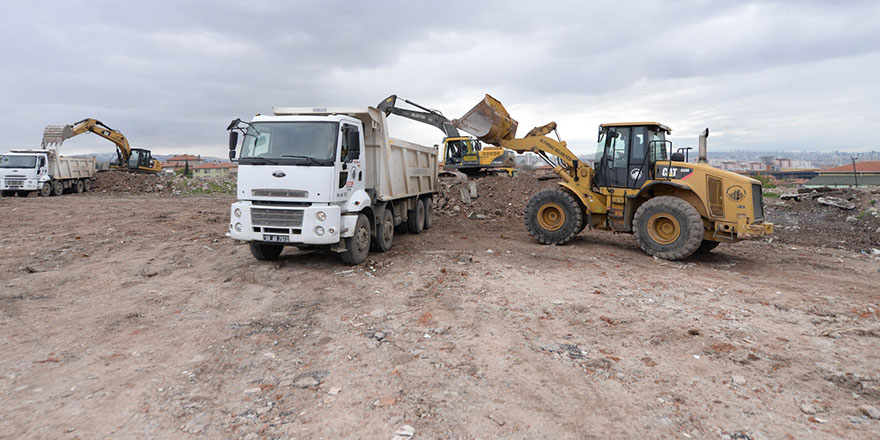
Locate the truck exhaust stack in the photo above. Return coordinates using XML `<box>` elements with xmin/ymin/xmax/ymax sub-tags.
<box><xmin>698</xmin><ymin>128</ymin><xmax>709</xmax><ymax>163</ymax></box>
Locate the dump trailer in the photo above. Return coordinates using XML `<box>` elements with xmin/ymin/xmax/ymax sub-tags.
<box><xmin>453</xmin><ymin>95</ymin><xmax>774</xmax><ymax>260</ymax></box>
<box><xmin>226</xmin><ymin>106</ymin><xmax>438</xmax><ymax>265</ymax></box>
<box><xmin>0</xmin><ymin>149</ymin><xmax>95</xmax><ymax>197</ymax></box>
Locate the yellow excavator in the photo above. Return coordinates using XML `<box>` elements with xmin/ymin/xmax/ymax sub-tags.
<box><xmin>452</xmin><ymin>95</ymin><xmax>774</xmax><ymax>259</ymax></box>
<box><xmin>41</xmin><ymin>119</ymin><xmax>162</xmax><ymax>173</ymax></box>
<box><xmin>378</xmin><ymin>95</ymin><xmax>516</xmax><ymax>175</ymax></box>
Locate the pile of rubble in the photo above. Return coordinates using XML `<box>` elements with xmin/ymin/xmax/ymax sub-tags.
<box><xmin>434</xmin><ymin>172</ymin><xmax>555</xmax><ymax>221</ymax></box>
<box><xmin>92</xmin><ymin>171</ymin><xmax>171</xmax><ymax>194</ymax></box>
<box><xmin>765</xmin><ymin>186</ymin><xmax>880</xmax><ymax>252</ymax></box>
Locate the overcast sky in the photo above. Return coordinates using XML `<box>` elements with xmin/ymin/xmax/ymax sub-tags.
<box><xmin>1</xmin><ymin>0</ymin><xmax>878</xmax><ymax>157</ymax></box>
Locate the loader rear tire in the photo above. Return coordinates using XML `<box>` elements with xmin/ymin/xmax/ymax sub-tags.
<box><xmin>341</xmin><ymin>214</ymin><xmax>371</xmax><ymax>265</ymax></box>
<box><xmin>633</xmin><ymin>196</ymin><xmax>703</xmax><ymax>260</ymax></box>
<box><xmin>524</xmin><ymin>189</ymin><xmax>583</xmax><ymax>245</ymax></box>
<box><xmin>694</xmin><ymin>239</ymin><xmax>720</xmax><ymax>255</ymax></box>
<box><xmin>371</xmin><ymin>208</ymin><xmax>394</xmax><ymax>253</ymax></box>
<box><xmin>406</xmin><ymin>200</ymin><xmax>425</xmax><ymax>234</ymax></box>
<box><xmin>250</xmin><ymin>242</ymin><xmax>283</xmax><ymax>261</ymax></box>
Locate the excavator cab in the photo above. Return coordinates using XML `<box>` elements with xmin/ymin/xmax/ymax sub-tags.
<box><xmin>443</xmin><ymin>137</ymin><xmax>481</xmax><ymax>166</ymax></box>
<box><xmin>593</xmin><ymin>123</ymin><xmax>671</xmax><ymax>190</ymax></box>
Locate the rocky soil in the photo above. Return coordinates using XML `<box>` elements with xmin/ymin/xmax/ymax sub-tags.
<box><xmin>1</xmin><ymin>177</ymin><xmax>878</xmax><ymax>439</ymax></box>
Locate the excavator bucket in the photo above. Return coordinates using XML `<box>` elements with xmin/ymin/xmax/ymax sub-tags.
<box><xmin>452</xmin><ymin>94</ymin><xmax>518</xmax><ymax>145</ymax></box>
<box><xmin>41</xmin><ymin>125</ymin><xmax>75</xmax><ymax>147</ymax></box>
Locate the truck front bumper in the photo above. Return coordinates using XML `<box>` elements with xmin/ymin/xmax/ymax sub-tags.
<box><xmin>1</xmin><ymin>178</ymin><xmax>39</xmax><ymax>191</ymax></box>
<box><xmin>227</xmin><ymin>201</ymin><xmax>343</xmax><ymax>245</ymax></box>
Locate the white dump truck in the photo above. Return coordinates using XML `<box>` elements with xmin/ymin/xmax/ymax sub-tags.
<box><xmin>226</xmin><ymin>106</ymin><xmax>438</xmax><ymax>265</ymax></box>
<box><xmin>0</xmin><ymin>149</ymin><xmax>96</xmax><ymax>197</ymax></box>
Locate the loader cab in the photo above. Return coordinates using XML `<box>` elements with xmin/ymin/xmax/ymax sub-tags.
<box><xmin>594</xmin><ymin>122</ymin><xmax>671</xmax><ymax>189</ymax></box>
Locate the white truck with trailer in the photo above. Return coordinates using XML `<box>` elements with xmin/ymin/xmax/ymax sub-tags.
<box><xmin>0</xmin><ymin>149</ymin><xmax>96</xmax><ymax>197</ymax></box>
<box><xmin>226</xmin><ymin>106</ymin><xmax>438</xmax><ymax>265</ymax></box>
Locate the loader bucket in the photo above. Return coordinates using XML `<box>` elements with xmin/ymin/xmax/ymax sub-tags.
<box><xmin>452</xmin><ymin>94</ymin><xmax>518</xmax><ymax>145</ymax></box>
<box><xmin>41</xmin><ymin>125</ymin><xmax>74</xmax><ymax>147</ymax></box>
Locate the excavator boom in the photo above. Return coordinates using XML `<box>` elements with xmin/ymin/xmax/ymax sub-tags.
<box><xmin>377</xmin><ymin>95</ymin><xmax>460</xmax><ymax>138</ymax></box>
<box><xmin>40</xmin><ymin>119</ymin><xmax>162</xmax><ymax>173</ymax></box>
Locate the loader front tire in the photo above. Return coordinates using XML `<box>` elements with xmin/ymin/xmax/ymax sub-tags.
<box><xmin>634</xmin><ymin>196</ymin><xmax>703</xmax><ymax>260</ymax></box>
<box><xmin>341</xmin><ymin>214</ymin><xmax>371</xmax><ymax>265</ymax></box>
<box><xmin>250</xmin><ymin>242</ymin><xmax>283</xmax><ymax>261</ymax></box>
<box><xmin>524</xmin><ymin>189</ymin><xmax>583</xmax><ymax>245</ymax></box>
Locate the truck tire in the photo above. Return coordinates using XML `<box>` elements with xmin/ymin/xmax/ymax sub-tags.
<box><xmin>39</xmin><ymin>183</ymin><xmax>51</xmax><ymax>197</ymax></box>
<box><xmin>633</xmin><ymin>196</ymin><xmax>703</xmax><ymax>260</ymax></box>
<box><xmin>371</xmin><ymin>208</ymin><xmax>394</xmax><ymax>252</ymax></box>
<box><xmin>250</xmin><ymin>242</ymin><xmax>283</xmax><ymax>260</ymax></box>
<box><xmin>73</xmin><ymin>180</ymin><xmax>84</xmax><ymax>194</ymax></box>
<box><xmin>51</xmin><ymin>180</ymin><xmax>64</xmax><ymax>196</ymax></box>
<box><xmin>16</xmin><ymin>191</ymin><xmax>30</xmax><ymax>197</ymax></box>
<box><xmin>83</xmin><ymin>179</ymin><xmax>91</xmax><ymax>192</ymax></box>
<box><xmin>341</xmin><ymin>214</ymin><xmax>370</xmax><ymax>265</ymax></box>
<box><xmin>0</xmin><ymin>191</ymin><xmax>13</xmax><ymax>197</ymax></box>
<box><xmin>694</xmin><ymin>240</ymin><xmax>720</xmax><ymax>255</ymax></box>
<box><xmin>524</xmin><ymin>189</ymin><xmax>583</xmax><ymax>245</ymax></box>
<box><xmin>422</xmin><ymin>197</ymin><xmax>434</xmax><ymax>230</ymax></box>
<box><xmin>406</xmin><ymin>200</ymin><xmax>425</xmax><ymax>234</ymax></box>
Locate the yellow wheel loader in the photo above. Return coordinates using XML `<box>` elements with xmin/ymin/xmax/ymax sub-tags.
<box><xmin>452</xmin><ymin>95</ymin><xmax>774</xmax><ymax>259</ymax></box>
<box><xmin>378</xmin><ymin>95</ymin><xmax>516</xmax><ymax>176</ymax></box>
<box><xmin>41</xmin><ymin>119</ymin><xmax>163</xmax><ymax>174</ymax></box>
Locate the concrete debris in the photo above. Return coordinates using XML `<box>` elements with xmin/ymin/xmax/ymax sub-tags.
<box><xmin>390</xmin><ymin>424</ymin><xmax>415</xmax><ymax>440</ymax></box>
<box><xmin>858</xmin><ymin>405</ymin><xmax>880</xmax><ymax>420</ymax></box>
<box><xmin>731</xmin><ymin>375</ymin><xmax>747</xmax><ymax>386</ymax></box>
<box><xmin>817</xmin><ymin>196</ymin><xmax>857</xmax><ymax>210</ymax></box>
<box><xmin>799</xmin><ymin>403</ymin><xmax>817</xmax><ymax>415</ymax></box>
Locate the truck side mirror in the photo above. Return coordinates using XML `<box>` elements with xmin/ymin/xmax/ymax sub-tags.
<box><xmin>39</xmin><ymin>157</ymin><xmax>46</xmax><ymax>167</ymax></box>
<box><xmin>228</xmin><ymin>131</ymin><xmax>239</xmax><ymax>160</ymax></box>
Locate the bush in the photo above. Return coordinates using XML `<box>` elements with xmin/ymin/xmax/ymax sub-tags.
<box><xmin>753</xmin><ymin>174</ymin><xmax>777</xmax><ymax>189</ymax></box>
<box><xmin>763</xmin><ymin>192</ymin><xmax>780</xmax><ymax>198</ymax></box>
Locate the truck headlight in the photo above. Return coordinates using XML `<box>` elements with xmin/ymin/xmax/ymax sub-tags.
<box><xmin>234</xmin><ymin>223</ymin><xmax>242</xmax><ymax>232</ymax></box>
<box><xmin>234</xmin><ymin>208</ymin><xmax>242</xmax><ymax>218</ymax></box>
<box><xmin>314</xmin><ymin>226</ymin><xmax>325</xmax><ymax>236</ymax></box>
<box><xmin>328</xmin><ymin>228</ymin><xmax>335</xmax><ymax>235</ymax></box>
<box><xmin>316</xmin><ymin>211</ymin><xmax>326</xmax><ymax>222</ymax></box>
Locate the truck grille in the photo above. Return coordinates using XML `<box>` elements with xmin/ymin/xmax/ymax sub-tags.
<box><xmin>752</xmin><ymin>183</ymin><xmax>764</xmax><ymax>221</ymax></box>
<box><xmin>252</xmin><ymin>189</ymin><xmax>308</xmax><ymax>198</ymax></box>
<box><xmin>251</xmin><ymin>208</ymin><xmax>304</xmax><ymax>227</ymax></box>
<box><xmin>4</xmin><ymin>179</ymin><xmax>24</xmax><ymax>187</ymax></box>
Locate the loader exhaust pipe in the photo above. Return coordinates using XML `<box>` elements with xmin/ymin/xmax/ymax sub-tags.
<box><xmin>698</xmin><ymin>128</ymin><xmax>709</xmax><ymax>163</ymax></box>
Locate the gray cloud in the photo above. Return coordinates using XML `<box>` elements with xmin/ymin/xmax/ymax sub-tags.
<box><xmin>1</xmin><ymin>1</ymin><xmax>878</xmax><ymax>157</ymax></box>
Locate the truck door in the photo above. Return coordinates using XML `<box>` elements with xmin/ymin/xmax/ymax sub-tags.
<box><xmin>338</xmin><ymin>124</ymin><xmax>364</xmax><ymax>196</ymax></box>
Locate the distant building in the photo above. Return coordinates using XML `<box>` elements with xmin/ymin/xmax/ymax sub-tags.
<box><xmin>192</xmin><ymin>162</ymin><xmax>237</xmax><ymax>177</ymax></box>
<box><xmin>165</xmin><ymin>154</ymin><xmax>204</xmax><ymax>170</ymax></box>
<box><xmin>804</xmin><ymin>160</ymin><xmax>880</xmax><ymax>187</ymax></box>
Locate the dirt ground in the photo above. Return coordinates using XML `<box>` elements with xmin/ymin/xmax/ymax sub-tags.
<box><xmin>1</xmin><ymin>182</ymin><xmax>879</xmax><ymax>439</ymax></box>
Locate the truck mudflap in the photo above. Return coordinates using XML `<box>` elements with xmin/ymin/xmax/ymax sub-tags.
<box><xmin>228</xmin><ymin>201</ymin><xmax>342</xmax><ymax>245</ymax></box>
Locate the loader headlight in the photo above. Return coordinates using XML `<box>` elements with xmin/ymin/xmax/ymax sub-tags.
<box><xmin>314</xmin><ymin>226</ymin><xmax>325</xmax><ymax>236</ymax></box>
<box><xmin>316</xmin><ymin>211</ymin><xmax>326</xmax><ymax>222</ymax></box>
<box><xmin>233</xmin><ymin>208</ymin><xmax>242</xmax><ymax>218</ymax></box>
<box><xmin>234</xmin><ymin>223</ymin><xmax>242</xmax><ymax>232</ymax></box>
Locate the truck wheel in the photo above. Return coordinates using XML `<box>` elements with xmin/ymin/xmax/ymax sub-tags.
<box><xmin>524</xmin><ymin>189</ymin><xmax>583</xmax><ymax>245</ymax></box>
<box><xmin>633</xmin><ymin>196</ymin><xmax>703</xmax><ymax>260</ymax></box>
<box><xmin>16</xmin><ymin>191</ymin><xmax>30</xmax><ymax>197</ymax></box>
<box><xmin>406</xmin><ymin>201</ymin><xmax>425</xmax><ymax>234</ymax></box>
<box><xmin>0</xmin><ymin>191</ymin><xmax>13</xmax><ymax>197</ymax></box>
<box><xmin>51</xmin><ymin>180</ymin><xmax>64</xmax><ymax>196</ymax></box>
<box><xmin>39</xmin><ymin>183</ymin><xmax>52</xmax><ymax>197</ymax></box>
<box><xmin>83</xmin><ymin>179</ymin><xmax>91</xmax><ymax>192</ymax></box>
<box><xmin>73</xmin><ymin>180</ymin><xmax>84</xmax><ymax>194</ymax></box>
<box><xmin>422</xmin><ymin>198</ymin><xmax>434</xmax><ymax>230</ymax></box>
<box><xmin>249</xmin><ymin>242</ymin><xmax>283</xmax><ymax>261</ymax></box>
<box><xmin>371</xmin><ymin>208</ymin><xmax>394</xmax><ymax>252</ymax></box>
<box><xmin>341</xmin><ymin>214</ymin><xmax>370</xmax><ymax>265</ymax></box>
<box><xmin>694</xmin><ymin>240</ymin><xmax>720</xmax><ymax>255</ymax></box>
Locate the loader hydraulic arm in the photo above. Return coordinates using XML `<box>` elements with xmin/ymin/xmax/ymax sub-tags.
<box><xmin>377</xmin><ymin>95</ymin><xmax>460</xmax><ymax>138</ymax></box>
<box><xmin>499</xmin><ymin>122</ymin><xmax>580</xmax><ymax>179</ymax></box>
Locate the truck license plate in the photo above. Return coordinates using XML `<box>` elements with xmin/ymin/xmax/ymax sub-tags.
<box><xmin>262</xmin><ymin>234</ymin><xmax>289</xmax><ymax>243</ymax></box>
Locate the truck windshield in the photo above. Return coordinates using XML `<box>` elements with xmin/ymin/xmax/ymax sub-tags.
<box><xmin>239</xmin><ymin>122</ymin><xmax>338</xmax><ymax>165</ymax></box>
<box><xmin>0</xmin><ymin>155</ymin><xmax>37</xmax><ymax>168</ymax></box>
